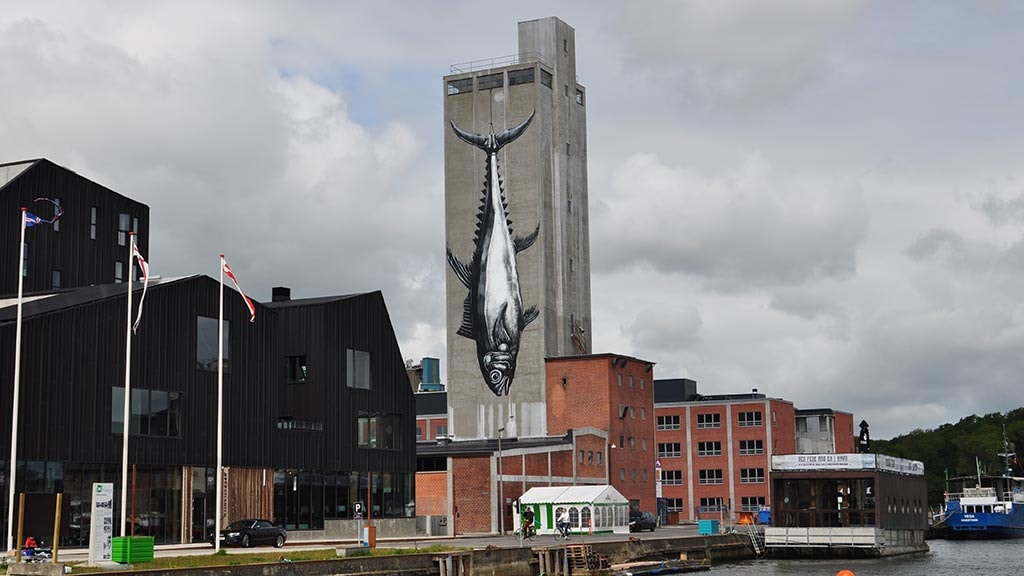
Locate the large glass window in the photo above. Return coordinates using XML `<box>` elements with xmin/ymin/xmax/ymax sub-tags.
<box><xmin>740</xmin><ymin>468</ymin><xmax>765</xmax><ymax>484</ymax></box>
<box><xmin>698</xmin><ymin>469</ymin><xmax>723</xmax><ymax>485</ymax></box>
<box><xmin>118</xmin><ymin>213</ymin><xmax>130</xmax><ymax>246</ymax></box>
<box><xmin>357</xmin><ymin>413</ymin><xmax>401</xmax><ymax>450</ymax></box>
<box><xmin>112</xmin><ymin>387</ymin><xmax>181</xmax><ymax>437</ymax></box>
<box><xmin>508</xmin><ymin>68</ymin><xmax>535</xmax><ymax>86</ymax></box>
<box><xmin>90</xmin><ymin>206</ymin><xmax>97</xmax><ymax>240</ymax></box>
<box><xmin>697</xmin><ymin>441</ymin><xmax>721</xmax><ymax>456</ymax></box>
<box><xmin>738</xmin><ymin>411</ymin><xmax>763</xmax><ymax>427</ymax></box>
<box><xmin>657</xmin><ymin>443</ymin><xmax>681</xmax><ymax>458</ymax></box>
<box><xmin>197</xmin><ymin>316</ymin><xmax>229</xmax><ymax>371</ymax></box>
<box><xmin>739</xmin><ymin>439</ymin><xmax>764</xmax><ymax>455</ymax></box>
<box><xmin>346</xmin><ymin>349</ymin><xmax>371</xmax><ymax>389</ymax></box>
<box><xmin>741</xmin><ymin>496</ymin><xmax>766</xmax><ymax>512</ymax></box>
<box><xmin>662</xmin><ymin>470</ymin><xmax>682</xmax><ymax>485</ymax></box>
<box><xmin>447</xmin><ymin>78</ymin><xmax>472</xmax><ymax>95</ymax></box>
<box><xmin>699</xmin><ymin>497</ymin><xmax>724</xmax><ymax>512</ymax></box>
<box><xmin>477</xmin><ymin>72</ymin><xmax>503</xmax><ymax>90</ymax></box>
<box><xmin>288</xmin><ymin>355</ymin><xmax>307</xmax><ymax>384</ymax></box>
<box><xmin>697</xmin><ymin>413</ymin><xmax>721</xmax><ymax>429</ymax></box>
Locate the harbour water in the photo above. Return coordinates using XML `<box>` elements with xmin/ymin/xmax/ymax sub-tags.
<box><xmin>711</xmin><ymin>539</ymin><xmax>1018</xmax><ymax>576</ymax></box>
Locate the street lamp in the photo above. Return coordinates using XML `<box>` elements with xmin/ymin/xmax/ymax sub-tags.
<box><xmin>498</xmin><ymin>427</ymin><xmax>505</xmax><ymax>535</ymax></box>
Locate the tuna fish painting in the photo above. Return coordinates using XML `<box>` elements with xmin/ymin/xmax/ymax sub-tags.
<box><xmin>447</xmin><ymin>112</ymin><xmax>539</xmax><ymax>397</ymax></box>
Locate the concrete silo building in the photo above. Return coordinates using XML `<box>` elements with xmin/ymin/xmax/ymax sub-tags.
<box><xmin>443</xmin><ymin>17</ymin><xmax>592</xmax><ymax>439</ymax></box>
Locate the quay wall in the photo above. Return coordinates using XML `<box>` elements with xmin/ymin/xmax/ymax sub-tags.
<box><xmin>82</xmin><ymin>534</ymin><xmax>752</xmax><ymax>576</ymax></box>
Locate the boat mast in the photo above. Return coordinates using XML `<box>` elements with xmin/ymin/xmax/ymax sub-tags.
<box><xmin>997</xmin><ymin>424</ymin><xmax>1015</xmax><ymax>477</ymax></box>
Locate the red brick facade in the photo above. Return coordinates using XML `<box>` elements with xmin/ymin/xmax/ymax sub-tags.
<box><xmin>415</xmin><ymin>471</ymin><xmax>448</xmax><ymax>517</ymax></box>
<box><xmin>452</xmin><ymin>456</ymin><xmax>492</xmax><ymax>534</ymax></box>
<box><xmin>656</xmin><ymin>397</ymin><xmax>796</xmax><ymax>522</ymax></box>
<box><xmin>416</xmin><ymin>416</ymin><xmax>449</xmax><ymax>442</ymax></box>
<box><xmin>546</xmin><ymin>354</ymin><xmax>657</xmax><ymax>514</ymax></box>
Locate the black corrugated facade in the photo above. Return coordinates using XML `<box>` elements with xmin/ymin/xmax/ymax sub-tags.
<box><xmin>0</xmin><ymin>275</ymin><xmax>416</xmax><ymax>545</ymax></box>
<box><xmin>0</xmin><ymin>159</ymin><xmax>150</xmax><ymax>296</ymax></box>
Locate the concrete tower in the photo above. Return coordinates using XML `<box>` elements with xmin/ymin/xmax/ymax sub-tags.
<box><xmin>444</xmin><ymin>17</ymin><xmax>592</xmax><ymax>439</ymax></box>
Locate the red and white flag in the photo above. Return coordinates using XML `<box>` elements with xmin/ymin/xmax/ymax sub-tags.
<box><xmin>131</xmin><ymin>237</ymin><xmax>150</xmax><ymax>334</ymax></box>
<box><xmin>222</xmin><ymin>258</ymin><xmax>256</xmax><ymax>322</ymax></box>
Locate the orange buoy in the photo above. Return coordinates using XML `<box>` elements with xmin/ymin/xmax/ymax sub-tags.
<box><xmin>836</xmin><ymin>570</ymin><xmax>855</xmax><ymax>576</ymax></box>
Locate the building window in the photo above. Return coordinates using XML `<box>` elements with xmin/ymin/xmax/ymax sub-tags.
<box><xmin>596</xmin><ymin>451</ymin><xmax>602</xmax><ymax>465</ymax></box>
<box><xmin>416</xmin><ymin>427</ymin><xmax>423</xmax><ymax>440</ymax></box>
<box><xmin>90</xmin><ymin>206</ymin><xmax>97</xmax><ymax>240</ymax></box>
<box><xmin>641</xmin><ymin>408</ymin><xmax>646</xmax><ymax>420</ymax></box>
<box><xmin>447</xmin><ymin>77</ymin><xmax>472</xmax><ymax>95</ymax></box>
<box><xmin>632</xmin><ymin>469</ymin><xmax>637</xmax><ymax>481</ymax></box>
<box><xmin>579</xmin><ymin>450</ymin><xmax>585</xmax><ymax>464</ymax></box>
<box><xmin>112</xmin><ymin>387</ymin><xmax>181</xmax><ymax>437</ymax></box>
<box><xmin>739</xmin><ymin>439</ymin><xmax>764</xmax><ymax>455</ymax></box>
<box><xmin>657</xmin><ymin>443</ymin><xmax>681</xmax><ymax>458</ymax></box>
<box><xmin>540</xmin><ymin>69</ymin><xmax>553</xmax><ymax>88</ymax></box>
<box><xmin>617</xmin><ymin>374</ymin><xmax>622</xmax><ymax>387</ymax></box>
<box><xmin>796</xmin><ymin>418</ymin><xmax>807</xmax><ymax>433</ymax></box>
<box><xmin>52</xmin><ymin>198</ymin><xmax>61</xmax><ymax>232</ymax></box>
<box><xmin>740</xmin><ymin>468</ymin><xmax>765</xmax><ymax>484</ymax></box>
<box><xmin>699</xmin><ymin>497</ymin><xmax>724</xmax><ymax>512</ymax></box>
<box><xmin>620</xmin><ymin>468</ymin><xmax>625</xmax><ymax>481</ymax></box>
<box><xmin>566</xmin><ymin>141</ymin><xmax>570</xmax><ymax>155</ymax></box>
<box><xmin>563</xmin><ymin>38</ymin><xmax>568</xmax><ymax>53</ymax></box>
<box><xmin>630</xmin><ymin>407</ymin><xmax>635</xmax><ymax>419</ymax></box>
<box><xmin>357</xmin><ymin>413</ymin><xmax>401</xmax><ymax>450</ymax></box>
<box><xmin>287</xmin><ymin>355</ymin><xmax>307</xmax><ymax>384</ymax></box>
<box><xmin>642</xmin><ymin>438</ymin><xmax>647</xmax><ymax>451</ymax></box>
<box><xmin>629</xmin><ymin>436</ymin><xmax>635</xmax><ymax>449</ymax></box>
<box><xmin>640</xmin><ymin>378</ymin><xmax>645</xmax><ymax>390</ymax></box>
<box><xmin>657</xmin><ymin>415</ymin><xmax>680</xmax><ymax>430</ymax></box>
<box><xmin>477</xmin><ymin>72</ymin><xmax>503</xmax><ymax>90</ymax></box>
<box><xmin>132</xmin><ymin>216</ymin><xmax>139</xmax><ymax>233</ymax></box>
<box><xmin>576</xmin><ymin>88</ymin><xmax>584</xmax><ymax>105</ymax></box>
<box><xmin>276</xmin><ymin>419</ymin><xmax>322</xmax><ymax>431</ymax></box>
<box><xmin>588</xmin><ymin>451</ymin><xmax>594</xmax><ymax>464</ymax></box>
<box><xmin>665</xmin><ymin>498</ymin><xmax>684</xmax><ymax>512</ymax></box>
<box><xmin>642</xmin><ymin>469</ymin><xmax>648</xmax><ymax>481</ymax></box>
<box><xmin>738</xmin><ymin>411</ymin><xmax>763</xmax><ymax>427</ymax></box>
<box><xmin>51</xmin><ymin>269</ymin><xmax>61</xmax><ymax>289</ymax></box>
<box><xmin>697</xmin><ymin>413</ymin><xmax>721</xmax><ymax>429</ymax></box>
<box><xmin>435</xmin><ymin>425</ymin><xmax>448</xmax><ymax>437</ymax></box>
<box><xmin>114</xmin><ymin>261</ymin><xmax>124</xmax><ymax>283</ymax></box>
<box><xmin>196</xmin><ymin>315</ymin><xmax>229</xmax><ymax>371</ymax></box>
<box><xmin>698</xmin><ymin>469</ymin><xmax>723</xmax><ymax>485</ymax></box>
<box><xmin>663</xmin><ymin>470</ymin><xmax>682</xmax><ymax>485</ymax></box>
<box><xmin>508</xmin><ymin>68</ymin><xmax>535</xmax><ymax>86</ymax></box>
<box><xmin>697</xmin><ymin>441</ymin><xmax>722</xmax><ymax>457</ymax></box>
<box><xmin>346</xmin><ymin>349</ymin><xmax>371</xmax><ymax>389</ymax></box>
<box><xmin>118</xmin><ymin>213</ymin><xmax>130</xmax><ymax>246</ymax></box>
<box><xmin>741</xmin><ymin>496</ymin><xmax>766</xmax><ymax>512</ymax></box>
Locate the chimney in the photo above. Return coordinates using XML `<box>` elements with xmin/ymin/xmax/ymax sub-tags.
<box><xmin>272</xmin><ymin>286</ymin><xmax>291</xmax><ymax>302</ymax></box>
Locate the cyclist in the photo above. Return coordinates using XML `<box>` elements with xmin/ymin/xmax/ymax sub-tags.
<box><xmin>522</xmin><ymin>507</ymin><xmax>536</xmax><ymax>537</ymax></box>
<box><xmin>556</xmin><ymin>508</ymin><xmax>571</xmax><ymax>538</ymax></box>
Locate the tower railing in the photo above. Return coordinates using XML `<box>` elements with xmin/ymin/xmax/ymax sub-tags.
<box><xmin>449</xmin><ymin>51</ymin><xmax>550</xmax><ymax>75</ymax></box>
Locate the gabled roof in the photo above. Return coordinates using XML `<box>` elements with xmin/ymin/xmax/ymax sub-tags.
<box><xmin>0</xmin><ymin>275</ymin><xmax>196</xmax><ymax>323</ymax></box>
<box><xmin>263</xmin><ymin>293</ymin><xmax>367</xmax><ymax>309</ymax></box>
<box><xmin>519</xmin><ymin>485</ymin><xmax>627</xmax><ymax>505</ymax></box>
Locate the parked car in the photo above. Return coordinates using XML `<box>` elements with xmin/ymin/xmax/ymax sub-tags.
<box><xmin>629</xmin><ymin>510</ymin><xmax>657</xmax><ymax>532</ymax></box>
<box><xmin>212</xmin><ymin>519</ymin><xmax>286</xmax><ymax>548</ymax></box>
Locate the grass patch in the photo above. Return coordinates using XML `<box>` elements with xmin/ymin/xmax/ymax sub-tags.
<box><xmin>25</xmin><ymin>545</ymin><xmax>466</xmax><ymax>574</ymax></box>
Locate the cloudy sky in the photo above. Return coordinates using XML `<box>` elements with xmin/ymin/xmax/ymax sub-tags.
<box><xmin>3</xmin><ymin>1</ymin><xmax>1022</xmax><ymax>439</ymax></box>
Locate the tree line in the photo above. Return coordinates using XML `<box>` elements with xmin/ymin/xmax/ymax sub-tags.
<box><xmin>872</xmin><ymin>408</ymin><xmax>1024</xmax><ymax>506</ymax></box>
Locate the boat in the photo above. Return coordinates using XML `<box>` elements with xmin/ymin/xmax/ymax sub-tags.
<box><xmin>933</xmin><ymin>431</ymin><xmax>1024</xmax><ymax>539</ymax></box>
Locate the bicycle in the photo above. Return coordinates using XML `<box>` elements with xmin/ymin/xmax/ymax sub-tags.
<box><xmin>553</xmin><ymin>525</ymin><xmax>572</xmax><ymax>541</ymax></box>
<box><xmin>513</xmin><ymin>524</ymin><xmax>536</xmax><ymax>542</ymax></box>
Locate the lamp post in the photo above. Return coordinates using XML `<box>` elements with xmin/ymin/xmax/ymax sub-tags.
<box><xmin>498</xmin><ymin>427</ymin><xmax>505</xmax><ymax>535</ymax></box>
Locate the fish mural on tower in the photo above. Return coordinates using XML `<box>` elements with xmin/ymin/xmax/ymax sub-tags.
<box><xmin>447</xmin><ymin>112</ymin><xmax>539</xmax><ymax>397</ymax></box>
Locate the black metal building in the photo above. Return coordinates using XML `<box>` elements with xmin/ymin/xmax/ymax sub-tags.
<box><xmin>1</xmin><ymin>159</ymin><xmax>150</xmax><ymax>295</ymax></box>
<box><xmin>0</xmin><ymin>275</ymin><xmax>416</xmax><ymax>546</ymax></box>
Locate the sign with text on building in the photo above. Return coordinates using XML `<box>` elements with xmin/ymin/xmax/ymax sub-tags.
<box><xmin>771</xmin><ymin>453</ymin><xmax>924</xmax><ymax>476</ymax></box>
<box><xmin>89</xmin><ymin>482</ymin><xmax>113</xmax><ymax>564</ymax></box>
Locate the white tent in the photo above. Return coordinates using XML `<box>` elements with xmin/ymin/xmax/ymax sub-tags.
<box><xmin>515</xmin><ymin>485</ymin><xmax>630</xmax><ymax>535</ymax></box>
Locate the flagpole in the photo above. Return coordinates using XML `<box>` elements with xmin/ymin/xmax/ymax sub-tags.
<box><xmin>6</xmin><ymin>208</ymin><xmax>28</xmax><ymax>554</ymax></box>
<box><xmin>215</xmin><ymin>254</ymin><xmax>225</xmax><ymax>552</ymax></box>
<box><xmin>119</xmin><ymin>233</ymin><xmax>135</xmax><ymax>538</ymax></box>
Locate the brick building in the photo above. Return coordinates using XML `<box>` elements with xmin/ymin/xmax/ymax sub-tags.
<box><xmin>545</xmin><ymin>354</ymin><xmax>657</xmax><ymax>514</ymax></box>
<box><xmin>654</xmin><ymin>379</ymin><xmax>855</xmax><ymax>524</ymax></box>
